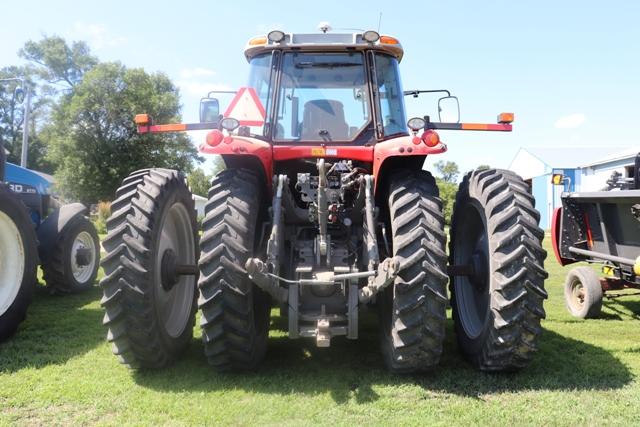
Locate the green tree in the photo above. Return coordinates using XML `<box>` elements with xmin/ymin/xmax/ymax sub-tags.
<box><xmin>432</xmin><ymin>160</ymin><xmax>460</xmax><ymax>225</ymax></box>
<box><xmin>45</xmin><ymin>62</ymin><xmax>202</xmax><ymax>203</ymax></box>
<box><xmin>434</xmin><ymin>160</ymin><xmax>459</xmax><ymax>183</ymax></box>
<box><xmin>477</xmin><ymin>164</ymin><xmax>491</xmax><ymax>171</ymax></box>
<box><xmin>1</xmin><ymin>35</ymin><xmax>97</xmax><ymax>172</ymax></box>
<box><xmin>0</xmin><ymin>66</ymin><xmax>54</xmax><ymax>171</ymax></box>
<box><xmin>436</xmin><ymin>178</ymin><xmax>456</xmax><ymax>225</ymax></box>
<box><xmin>19</xmin><ymin>36</ymin><xmax>97</xmax><ymax>89</ymax></box>
<box><xmin>188</xmin><ymin>157</ymin><xmax>226</xmax><ymax>197</ymax></box>
<box><xmin>188</xmin><ymin>168</ymin><xmax>212</xmax><ymax>197</ymax></box>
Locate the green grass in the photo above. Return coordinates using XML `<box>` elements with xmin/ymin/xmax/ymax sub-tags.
<box><xmin>2</xmin><ymin>236</ymin><xmax>640</xmax><ymax>426</ymax></box>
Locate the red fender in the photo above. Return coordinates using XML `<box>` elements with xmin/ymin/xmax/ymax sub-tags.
<box><xmin>373</xmin><ymin>135</ymin><xmax>447</xmax><ymax>192</ymax></box>
<box><xmin>199</xmin><ymin>135</ymin><xmax>273</xmax><ymax>189</ymax></box>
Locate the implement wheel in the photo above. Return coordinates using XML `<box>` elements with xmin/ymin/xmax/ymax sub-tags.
<box><xmin>450</xmin><ymin>169</ymin><xmax>548</xmax><ymax>371</ymax></box>
<box><xmin>564</xmin><ymin>267</ymin><xmax>603</xmax><ymax>319</ymax></box>
<box><xmin>100</xmin><ymin>169</ymin><xmax>198</xmax><ymax>368</ymax></box>
<box><xmin>379</xmin><ymin>170</ymin><xmax>448</xmax><ymax>373</ymax></box>
<box><xmin>0</xmin><ymin>185</ymin><xmax>38</xmax><ymax>341</ymax></box>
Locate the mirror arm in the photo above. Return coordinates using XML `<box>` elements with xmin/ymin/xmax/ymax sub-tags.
<box><xmin>403</xmin><ymin>89</ymin><xmax>451</xmax><ymax>98</ymax></box>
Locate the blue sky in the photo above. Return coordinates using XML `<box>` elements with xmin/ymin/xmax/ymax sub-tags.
<box><xmin>1</xmin><ymin>0</ymin><xmax>638</xmax><ymax>175</ymax></box>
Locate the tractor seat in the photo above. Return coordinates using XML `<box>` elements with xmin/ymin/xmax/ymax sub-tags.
<box><xmin>300</xmin><ymin>100</ymin><xmax>349</xmax><ymax>141</ymax></box>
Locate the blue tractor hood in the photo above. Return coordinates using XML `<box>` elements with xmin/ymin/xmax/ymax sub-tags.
<box><xmin>5</xmin><ymin>162</ymin><xmax>53</xmax><ymax>195</ymax></box>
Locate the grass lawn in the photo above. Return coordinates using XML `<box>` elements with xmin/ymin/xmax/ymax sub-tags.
<box><xmin>1</xmin><ymin>236</ymin><xmax>640</xmax><ymax>425</ymax></box>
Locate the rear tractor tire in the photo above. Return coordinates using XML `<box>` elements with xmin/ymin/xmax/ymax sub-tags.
<box><xmin>449</xmin><ymin>169</ymin><xmax>548</xmax><ymax>371</ymax></box>
<box><xmin>198</xmin><ymin>168</ymin><xmax>271</xmax><ymax>371</ymax></box>
<box><xmin>564</xmin><ymin>266</ymin><xmax>603</xmax><ymax>319</ymax></box>
<box><xmin>0</xmin><ymin>185</ymin><xmax>38</xmax><ymax>341</ymax></box>
<box><xmin>42</xmin><ymin>215</ymin><xmax>100</xmax><ymax>294</ymax></box>
<box><xmin>379</xmin><ymin>170</ymin><xmax>448</xmax><ymax>373</ymax></box>
<box><xmin>100</xmin><ymin>169</ymin><xmax>199</xmax><ymax>369</ymax></box>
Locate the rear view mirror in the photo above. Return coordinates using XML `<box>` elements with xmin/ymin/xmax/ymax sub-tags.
<box><xmin>438</xmin><ymin>96</ymin><xmax>460</xmax><ymax>123</ymax></box>
<box><xmin>199</xmin><ymin>98</ymin><xmax>220</xmax><ymax>123</ymax></box>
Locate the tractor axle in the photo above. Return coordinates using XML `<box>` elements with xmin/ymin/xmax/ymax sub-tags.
<box><xmin>160</xmin><ymin>249</ymin><xmax>197</xmax><ymax>291</ymax></box>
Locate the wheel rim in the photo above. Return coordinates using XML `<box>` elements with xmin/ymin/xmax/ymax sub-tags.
<box><xmin>569</xmin><ymin>280</ymin><xmax>586</xmax><ymax>311</ymax></box>
<box><xmin>155</xmin><ymin>203</ymin><xmax>195</xmax><ymax>339</ymax></box>
<box><xmin>0</xmin><ymin>211</ymin><xmax>26</xmax><ymax>316</ymax></box>
<box><xmin>71</xmin><ymin>231</ymin><xmax>97</xmax><ymax>284</ymax></box>
<box><xmin>454</xmin><ymin>202</ymin><xmax>491</xmax><ymax>340</ymax></box>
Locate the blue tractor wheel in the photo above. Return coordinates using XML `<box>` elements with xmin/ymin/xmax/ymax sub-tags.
<box><xmin>0</xmin><ymin>184</ymin><xmax>38</xmax><ymax>341</ymax></box>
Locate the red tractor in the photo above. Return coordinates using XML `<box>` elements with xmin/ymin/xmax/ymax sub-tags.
<box><xmin>100</xmin><ymin>29</ymin><xmax>548</xmax><ymax>373</ymax></box>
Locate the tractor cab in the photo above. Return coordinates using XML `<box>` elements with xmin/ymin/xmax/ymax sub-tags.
<box><xmin>202</xmin><ymin>30</ymin><xmax>409</xmax><ymax>145</ymax></box>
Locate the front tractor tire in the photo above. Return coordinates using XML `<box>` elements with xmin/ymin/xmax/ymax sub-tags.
<box><xmin>0</xmin><ymin>185</ymin><xmax>38</xmax><ymax>341</ymax></box>
<box><xmin>100</xmin><ymin>169</ymin><xmax>199</xmax><ymax>369</ymax></box>
<box><xmin>198</xmin><ymin>168</ymin><xmax>271</xmax><ymax>371</ymax></box>
<box><xmin>449</xmin><ymin>169</ymin><xmax>548</xmax><ymax>371</ymax></box>
<box><xmin>380</xmin><ymin>170</ymin><xmax>448</xmax><ymax>373</ymax></box>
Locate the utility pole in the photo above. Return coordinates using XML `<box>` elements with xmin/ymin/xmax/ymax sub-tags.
<box><xmin>20</xmin><ymin>86</ymin><xmax>30</xmax><ymax>168</ymax></box>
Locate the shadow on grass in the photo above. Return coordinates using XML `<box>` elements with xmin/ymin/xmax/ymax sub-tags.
<box><xmin>132</xmin><ymin>314</ymin><xmax>633</xmax><ymax>404</ymax></box>
<box><xmin>603</xmin><ymin>298</ymin><xmax>640</xmax><ymax>321</ymax></box>
<box><xmin>0</xmin><ymin>285</ymin><xmax>105</xmax><ymax>373</ymax></box>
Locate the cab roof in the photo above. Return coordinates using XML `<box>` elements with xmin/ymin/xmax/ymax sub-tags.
<box><xmin>244</xmin><ymin>32</ymin><xmax>404</xmax><ymax>62</ymax></box>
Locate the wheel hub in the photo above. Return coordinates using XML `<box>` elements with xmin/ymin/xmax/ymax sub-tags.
<box><xmin>573</xmin><ymin>283</ymin><xmax>585</xmax><ymax>306</ymax></box>
<box><xmin>161</xmin><ymin>249</ymin><xmax>178</xmax><ymax>291</ymax></box>
<box><xmin>470</xmin><ymin>249</ymin><xmax>488</xmax><ymax>290</ymax></box>
<box><xmin>70</xmin><ymin>231</ymin><xmax>97</xmax><ymax>283</ymax></box>
<box><xmin>452</xmin><ymin>202</ymin><xmax>491</xmax><ymax>340</ymax></box>
<box><xmin>160</xmin><ymin>248</ymin><xmax>198</xmax><ymax>292</ymax></box>
<box><xmin>75</xmin><ymin>248</ymin><xmax>92</xmax><ymax>266</ymax></box>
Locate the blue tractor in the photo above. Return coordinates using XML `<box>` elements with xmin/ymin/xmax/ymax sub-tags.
<box><xmin>0</xmin><ymin>146</ymin><xmax>100</xmax><ymax>341</ymax></box>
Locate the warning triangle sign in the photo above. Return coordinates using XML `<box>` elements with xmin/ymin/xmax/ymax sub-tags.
<box><xmin>223</xmin><ymin>87</ymin><xmax>266</xmax><ymax>126</ymax></box>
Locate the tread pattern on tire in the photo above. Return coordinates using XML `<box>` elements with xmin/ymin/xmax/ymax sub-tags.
<box><xmin>198</xmin><ymin>168</ymin><xmax>270</xmax><ymax>371</ymax></box>
<box><xmin>42</xmin><ymin>216</ymin><xmax>99</xmax><ymax>294</ymax></box>
<box><xmin>100</xmin><ymin>168</ymin><xmax>197</xmax><ymax>369</ymax></box>
<box><xmin>382</xmin><ymin>170</ymin><xmax>448</xmax><ymax>373</ymax></box>
<box><xmin>450</xmin><ymin>168</ymin><xmax>548</xmax><ymax>371</ymax></box>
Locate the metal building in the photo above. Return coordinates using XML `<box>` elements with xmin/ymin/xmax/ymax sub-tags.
<box><xmin>509</xmin><ymin>146</ymin><xmax>639</xmax><ymax>229</ymax></box>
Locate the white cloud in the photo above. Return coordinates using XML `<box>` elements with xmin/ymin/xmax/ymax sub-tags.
<box><xmin>554</xmin><ymin>113</ymin><xmax>586</xmax><ymax>129</ymax></box>
<box><xmin>179</xmin><ymin>67</ymin><xmax>217</xmax><ymax>79</ymax></box>
<box><xmin>73</xmin><ymin>22</ymin><xmax>127</xmax><ymax>49</ymax></box>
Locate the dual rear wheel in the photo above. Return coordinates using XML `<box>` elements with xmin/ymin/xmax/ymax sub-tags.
<box><xmin>100</xmin><ymin>167</ymin><xmax>547</xmax><ymax>372</ymax></box>
<box><xmin>100</xmin><ymin>168</ymin><xmax>269</xmax><ymax>370</ymax></box>
<box><xmin>380</xmin><ymin>168</ymin><xmax>547</xmax><ymax>373</ymax></box>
